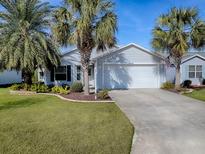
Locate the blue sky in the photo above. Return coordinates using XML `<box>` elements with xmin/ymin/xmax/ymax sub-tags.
<box><xmin>1</xmin><ymin>0</ymin><xmax>205</xmax><ymax>51</ymax></box>
<box><xmin>46</xmin><ymin>0</ymin><xmax>205</xmax><ymax>50</ymax></box>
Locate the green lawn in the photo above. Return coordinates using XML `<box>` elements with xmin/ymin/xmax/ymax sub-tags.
<box><xmin>184</xmin><ymin>89</ymin><xmax>205</xmax><ymax>101</ymax></box>
<box><xmin>0</xmin><ymin>88</ymin><xmax>133</xmax><ymax>154</ymax></box>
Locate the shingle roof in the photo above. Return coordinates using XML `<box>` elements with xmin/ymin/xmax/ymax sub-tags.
<box><xmin>182</xmin><ymin>52</ymin><xmax>205</xmax><ymax>60</ymax></box>
<box><xmin>157</xmin><ymin>51</ymin><xmax>205</xmax><ymax>60</ymax></box>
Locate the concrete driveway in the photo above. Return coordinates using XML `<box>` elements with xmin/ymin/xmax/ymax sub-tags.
<box><xmin>109</xmin><ymin>89</ymin><xmax>205</xmax><ymax>154</ymax></box>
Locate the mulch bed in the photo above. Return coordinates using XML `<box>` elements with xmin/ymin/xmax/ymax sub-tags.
<box><xmin>191</xmin><ymin>85</ymin><xmax>205</xmax><ymax>90</ymax></box>
<box><xmin>61</xmin><ymin>92</ymin><xmax>112</xmax><ymax>101</ymax></box>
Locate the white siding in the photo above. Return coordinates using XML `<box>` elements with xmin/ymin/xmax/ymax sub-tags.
<box><xmin>0</xmin><ymin>70</ymin><xmax>22</xmax><ymax>85</ymax></box>
<box><xmin>43</xmin><ymin>50</ymin><xmax>83</xmax><ymax>85</ymax></box>
<box><xmin>181</xmin><ymin>57</ymin><xmax>205</xmax><ymax>85</ymax></box>
<box><xmin>166</xmin><ymin>66</ymin><xmax>176</xmax><ymax>83</ymax></box>
<box><xmin>96</xmin><ymin>46</ymin><xmax>165</xmax><ymax>89</ymax></box>
<box><xmin>104</xmin><ymin>64</ymin><xmax>159</xmax><ymax>89</ymax></box>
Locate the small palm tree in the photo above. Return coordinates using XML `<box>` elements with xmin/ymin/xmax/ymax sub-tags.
<box><xmin>0</xmin><ymin>0</ymin><xmax>60</xmax><ymax>84</ymax></box>
<box><xmin>52</xmin><ymin>0</ymin><xmax>117</xmax><ymax>95</ymax></box>
<box><xmin>152</xmin><ymin>7</ymin><xmax>205</xmax><ymax>89</ymax></box>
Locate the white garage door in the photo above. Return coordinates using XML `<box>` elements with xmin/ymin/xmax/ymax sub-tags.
<box><xmin>104</xmin><ymin>64</ymin><xmax>159</xmax><ymax>89</ymax></box>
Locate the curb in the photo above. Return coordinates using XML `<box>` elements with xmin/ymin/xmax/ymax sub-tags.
<box><xmin>38</xmin><ymin>93</ymin><xmax>115</xmax><ymax>103</ymax></box>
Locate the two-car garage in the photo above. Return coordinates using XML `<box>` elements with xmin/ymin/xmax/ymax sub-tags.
<box><xmin>96</xmin><ymin>44</ymin><xmax>165</xmax><ymax>89</ymax></box>
<box><xmin>104</xmin><ymin>64</ymin><xmax>159</xmax><ymax>89</ymax></box>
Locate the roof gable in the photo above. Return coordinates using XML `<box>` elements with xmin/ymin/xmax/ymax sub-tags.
<box><xmin>182</xmin><ymin>54</ymin><xmax>205</xmax><ymax>64</ymax></box>
<box><xmin>93</xmin><ymin>43</ymin><xmax>164</xmax><ymax>60</ymax></box>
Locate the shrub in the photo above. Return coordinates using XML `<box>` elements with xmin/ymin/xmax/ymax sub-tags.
<box><xmin>30</xmin><ymin>84</ymin><xmax>50</xmax><ymax>93</ymax></box>
<box><xmin>70</xmin><ymin>82</ymin><xmax>83</xmax><ymax>92</ymax></box>
<box><xmin>97</xmin><ymin>89</ymin><xmax>110</xmax><ymax>100</ymax></box>
<box><xmin>59</xmin><ymin>86</ymin><xmax>70</xmax><ymax>95</ymax></box>
<box><xmin>182</xmin><ymin>80</ymin><xmax>192</xmax><ymax>88</ymax></box>
<box><xmin>30</xmin><ymin>84</ymin><xmax>38</xmax><ymax>91</ymax></box>
<box><xmin>10</xmin><ymin>84</ymin><xmax>22</xmax><ymax>91</ymax></box>
<box><xmin>36</xmin><ymin>84</ymin><xmax>50</xmax><ymax>93</ymax></box>
<box><xmin>52</xmin><ymin>86</ymin><xmax>60</xmax><ymax>93</ymax></box>
<box><xmin>23</xmin><ymin>84</ymin><xmax>31</xmax><ymax>91</ymax></box>
<box><xmin>161</xmin><ymin>81</ymin><xmax>175</xmax><ymax>89</ymax></box>
<box><xmin>51</xmin><ymin>86</ymin><xmax>70</xmax><ymax>95</ymax></box>
<box><xmin>202</xmin><ymin>79</ymin><xmax>205</xmax><ymax>85</ymax></box>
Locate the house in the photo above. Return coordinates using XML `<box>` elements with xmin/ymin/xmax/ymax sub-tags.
<box><xmin>1</xmin><ymin>43</ymin><xmax>204</xmax><ymax>88</ymax></box>
<box><xmin>167</xmin><ymin>53</ymin><xmax>205</xmax><ymax>85</ymax></box>
<box><xmin>39</xmin><ymin>43</ymin><xmax>167</xmax><ymax>91</ymax></box>
<box><xmin>0</xmin><ymin>70</ymin><xmax>22</xmax><ymax>85</ymax></box>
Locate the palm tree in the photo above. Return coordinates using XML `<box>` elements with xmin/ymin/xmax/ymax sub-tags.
<box><xmin>0</xmin><ymin>0</ymin><xmax>60</xmax><ymax>84</ymax></box>
<box><xmin>52</xmin><ymin>0</ymin><xmax>117</xmax><ymax>95</ymax></box>
<box><xmin>152</xmin><ymin>7</ymin><xmax>205</xmax><ymax>89</ymax></box>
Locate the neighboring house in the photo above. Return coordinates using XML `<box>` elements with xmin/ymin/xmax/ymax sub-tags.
<box><xmin>39</xmin><ymin>43</ymin><xmax>167</xmax><ymax>91</ymax></box>
<box><xmin>167</xmin><ymin>53</ymin><xmax>205</xmax><ymax>85</ymax></box>
<box><xmin>0</xmin><ymin>70</ymin><xmax>22</xmax><ymax>85</ymax></box>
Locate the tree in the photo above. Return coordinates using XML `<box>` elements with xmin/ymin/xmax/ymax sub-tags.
<box><xmin>0</xmin><ymin>0</ymin><xmax>60</xmax><ymax>84</ymax></box>
<box><xmin>152</xmin><ymin>7</ymin><xmax>205</xmax><ymax>89</ymax></box>
<box><xmin>52</xmin><ymin>0</ymin><xmax>117</xmax><ymax>95</ymax></box>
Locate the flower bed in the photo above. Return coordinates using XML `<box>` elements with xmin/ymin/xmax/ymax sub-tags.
<box><xmin>190</xmin><ymin>85</ymin><xmax>205</xmax><ymax>89</ymax></box>
<box><xmin>9</xmin><ymin>83</ymin><xmax>112</xmax><ymax>102</ymax></box>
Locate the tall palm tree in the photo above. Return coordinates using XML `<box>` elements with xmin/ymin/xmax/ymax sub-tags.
<box><xmin>152</xmin><ymin>7</ymin><xmax>205</xmax><ymax>89</ymax></box>
<box><xmin>0</xmin><ymin>0</ymin><xmax>60</xmax><ymax>84</ymax></box>
<box><xmin>52</xmin><ymin>0</ymin><xmax>117</xmax><ymax>95</ymax></box>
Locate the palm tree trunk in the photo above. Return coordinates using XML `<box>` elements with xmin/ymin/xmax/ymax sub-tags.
<box><xmin>83</xmin><ymin>66</ymin><xmax>90</xmax><ymax>95</ymax></box>
<box><xmin>175</xmin><ymin>66</ymin><xmax>181</xmax><ymax>90</ymax></box>
<box><xmin>23</xmin><ymin>68</ymin><xmax>32</xmax><ymax>85</ymax></box>
<box><xmin>80</xmin><ymin>51</ymin><xmax>91</xmax><ymax>95</ymax></box>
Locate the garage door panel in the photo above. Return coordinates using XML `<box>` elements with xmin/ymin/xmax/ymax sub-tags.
<box><xmin>104</xmin><ymin>65</ymin><xmax>159</xmax><ymax>89</ymax></box>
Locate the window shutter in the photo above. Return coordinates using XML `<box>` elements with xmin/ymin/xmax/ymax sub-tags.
<box><xmin>67</xmin><ymin>65</ymin><xmax>71</xmax><ymax>81</ymax></box>
<box><xmin>50</xmin><ymin>67</ymin><xmax>55</xmax><ymax>82</ymax></box>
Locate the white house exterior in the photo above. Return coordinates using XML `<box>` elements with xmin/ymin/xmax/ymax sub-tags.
<box><xmin>39</xmin><ymin>43</ymin><xmax>167</xmax><ymax>91</ymax></box>
<box><xmin>0</xmin><ymin>70</ymin><xmax>22</xmax><ymax>85</ymax></box>
<box><xmin>167</xmin><ymin>53</ymin><xmax>205</xmax><ymax>85</ymax></box>
<box><xmin>1</xmin><ymin>43</ymin><xmax>205</xmax><ymax>88</ymax></box>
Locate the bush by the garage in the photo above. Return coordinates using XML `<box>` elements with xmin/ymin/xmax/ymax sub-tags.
<box><xmin>97</xmin><ymin>89</ymin><xmax>110</xmax><ymax>100</ymax></box>
<box><xmin>161</xmin><ymin>81</ymin><xmax>175</xmax><ymax>89</ymax></box>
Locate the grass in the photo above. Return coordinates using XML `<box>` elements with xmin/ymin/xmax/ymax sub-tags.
<box><xmin>184</xmin><ymin>89</ymin><xmax>205</xmax><ymax>101</ymax></box>
<box><xmin>0</xmin><ymin>88</ymin><xmax>134</xmax><ymax>154</ymax></box>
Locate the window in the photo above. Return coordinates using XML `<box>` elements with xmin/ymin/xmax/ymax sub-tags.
<box><xmin>39</xmin><ymin>71</ymin><xmax>44</xmax><ymax>80</ymax></box>
<box><xmin>189</xmin><ymin>65</ymin><xmax>195</xmax><ymax>78</ymax></box>
<box><xmin>196</xmin><ymin>65</ymin><xmax>202</xmax><ymax>78</ymax></box>
<box><xmin>55</xmin><ymin>66</ymin><xmax>67</xmax><ymax>81</ymax></box>
<box><xmin>77</xmin><ymin>66</ymin><xmax>81</xmax><ymax>80</ymax></box>
<box><xmin>189</xmin><ymin>65</ymin><xmax>202</xmax><ymax>78</ymax></box>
